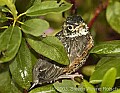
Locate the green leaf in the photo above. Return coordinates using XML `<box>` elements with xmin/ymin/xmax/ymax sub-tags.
<box><xmin>15</xmin><ymin>0</ymin><xmax>36</xmax><ymax>13</ymax></box>
<box><xmin>106</xmin><ymin>0</ymin><xmax>120</xmax><ymax>33</ymax></box>
<box><xmin>9</xmin><ymin>38</ymin><xmax>37</xmax><ymax>90</ymax></box>
<box><xmin>0</xmin><ymin>0</ymin><xmax>17</xmax><ymax>17</ymax></box>
<box><xmin>0</xmin><ymin>26</ymin><xmax>22</xmax><ymax>63</ymax></box>
<box><xmin>0</xmin><ymin>10</ymin><xmax>8</xmax><ymax>23</ymax></box>
<box><xmin>33</xmin><ymin>0</ymin><xmax>41</xmax><ymax>5</ymax></box>
<box><xmin>0</xmin><ymin>0</ymin><xmax>7</xmax><ymax>6</ymax></box>
<box><xmin>100</xmin><ymin>67</ymin><xmax>117</xmax><ymax>93</ymax></box>
<box><xmin>29</xmin><ymin>84</ymin><xmax>57</xmax><ymax>93</ymax></box>
<box><xmin>90</xmin><ymin>57</ymin><xmax>120</xmax><ymax>84</ymax></box>
<box><xmin>0</xmin><ymin>16</ymin><xmax>8</xmax><ymax>23</ymax></box>
<box><xmin>0</xmin><ymin>9</ymin><xmax>8</xmax><ymax>22</ymax></box>
<box><xmin>2</xmin><ymin>7</ymin><xmax>10</xmax><ymax>12</ymax></box>
<box><xmin>81</xmin><ymin>65</ymin><xmax>95</xmax><ymax>76</ymax></box>
<box><xmin>54</xmin><ymin>80</ymin><xmax>85</xmax><ymax>93</ymax></box>
<box><xmin>110</xmin><ymin>89</ymin><xmax>120</xmax><ymax>93</ymax></box>
<box><xmin>82</xmin><ymin>80</ymin><xmax>97</xmax><ymax>93</ymax></box>
<box><xmin>26</xmin><ymin>1</ymin><xmax>72</xmax><ymax>16</ymax></box>
<box><xmin>90</xmin><ymin>40</ymin><xmax>120</xmax><ymax>55</ymax></box>
<box><xmin>21</xmin><ymin>19</ymin><xmax>49</xmax><ymax>36</ymax></box>
<box><xmin>26</xmin><ymin>36</ymin><xmax>69</xmax><ymax>65</ymax></box>
<box><xmin>0</xmin><ymin>65</ymin><xmax>22</xmax><ymax>93</ymax></box>
<box><xmin>0</xmin><ymin>0</ymin><xmax>14</xmax><ymax>6</ymax></box>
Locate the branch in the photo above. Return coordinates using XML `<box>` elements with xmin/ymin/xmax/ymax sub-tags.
<box><xmin>88</xmin><ymin>0</ymin><xmax>109</xmax><ymax>29</ymax></box>
<box><xmin>69</xmin><ymin>0</ymin><xmax>77</xmax><ymax>14</ymax></box>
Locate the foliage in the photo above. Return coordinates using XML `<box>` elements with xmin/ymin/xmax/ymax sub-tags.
<box><xmin>0</xmin><ymin>0</ymin><xmax>120</xmax><ymax>93</ymax></box>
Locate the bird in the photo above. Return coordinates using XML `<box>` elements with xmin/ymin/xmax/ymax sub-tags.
<box><xmin>29</xmin><ymin>15</ymin><xmax>94</xmax><ymax>90</ymax></box>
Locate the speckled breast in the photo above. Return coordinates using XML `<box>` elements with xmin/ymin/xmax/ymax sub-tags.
<box><xmin>30</xmin><ymin>15</ymin><xmax>94</xmax><ymax>90</ymax></box>
<box><xmin>56</xmin><ymin>15</ymin><xmax>94</xmax><ymax>74</ymax></box>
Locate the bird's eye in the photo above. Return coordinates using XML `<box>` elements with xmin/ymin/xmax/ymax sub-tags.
<box><xmin>67</xmin><ymin>25</ymin><xmax>73</xmax><ymax>30</ymax></box>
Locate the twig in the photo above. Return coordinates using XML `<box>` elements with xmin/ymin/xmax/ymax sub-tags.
<box><xmin>88</xmin><ymin>0</ymin><xmax>109</xmax><ymax>29</ymax></box>
<box><xmin>69</xmin><ymin>0</ymin><xmax>77</xmax><ymax>15</ymax></box>
<box><xmin>23</xmin><ymin>89</ymin><xmax>28</xmax><ymax>93</ymax></box>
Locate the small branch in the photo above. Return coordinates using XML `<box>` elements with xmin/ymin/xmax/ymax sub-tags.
<box><xmin>69</xmin><ymin>0</ymin><xmax>77</xmax><ymax>15</ymax></box>
<box><xmin>88</xmin><ymin>0</ymin><xmax>109</xmax><ymax>29</ymax></box>
<box><xmin>23</xmin><ymin>89</ymin><xmax>28</xmax><ymax>93</ymax></box>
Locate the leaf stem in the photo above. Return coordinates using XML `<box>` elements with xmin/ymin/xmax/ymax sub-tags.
<box><xmin>6</xmin><ymin>0</ymin><xmax>18</xmax><ymax>19</ymax></box>
<box><xmin>0</xmin><ymin>26</ymin><xmax>8</xmax><ymax>29</ymax></box>
<box><xmin>17</xmin><ymin>21</ymin><xmax>24</xmax><ymax>25</ymax></box>
<box><xmin>13</xmin><ymin>20</ymin><xmax>16</xmax><ymax>27</ymax></box>
<box><xmin>6</xmin><ymin>17</ymin><xmax>13</xmax><ymax>20</ymax></box>
<box><xmin>4</xmin><ymin>0</ymin><xmax>18</xmax><ymax>27</ymax></box>
<box><xmin>12</xmin><ymin>12</ymin><xmax>26</xmax><ymax>27</ymax></box>
<box><xmin>17</xmin><ymin>12</ymin><xmax>26</xmax><ymax>19</ymax></box>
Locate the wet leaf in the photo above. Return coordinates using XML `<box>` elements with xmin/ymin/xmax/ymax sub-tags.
<box><xmin>82</xmin><ymin>80</ymin><xmax>96</xmax><ymax>93</ymax></box>
<box><xmin>90</xmin><ymin>40</ymin><xmax>120</xmax><ymax>55</ymax></box>
<box><xmin>29</xmin><ymin>84</ymin><xmax>57</xmax><ymax>93</ymax></box>
<box><xmin>100</xmin><ymin>67</ymin><xmax>117</xmax><ymax>93</ymax></box>
<box><xmin>110</xmin><ymin>89</ymin><xmax>120</xmax><ymax>93</ymax></box>
<box><xmin>21</xmin><ymin>19</ymin><xmax>49</xmax><ymax>36</ymax></box>
<box><xmin>9</xmin><ymin>38</ymin><xmax>37</xmax><ymax>90</ymax></box>
<box><xmin>26</xmin><ymin>1</ymin><xmax>72</xmax><ymax>16</ymax></box>
<box><xmin>106</xmin><ymin>0</ymin><xmax>120</xmax><ymax>33</ymax></box>
<box><xmin>90</xmin><ymin>57</ymin><xmax>120</xmax><ymax>84</ymax></box>
<box><xmin>54</xmin><ymin>80</ymin><xmax>85</xmax><ymax>93</ymax></box>
<box><xmin>0</xmin><ymin>26</ymin><xmax>22</xmax><ymax>63</ymax></box>
<box><xmin>0</xmin><ymin>65</ymin><xmax>22</xmax><ymax>93</ymax></box>
<box><xmin>26</xmin><ymin>36</ymin><xmax>69</xmax><ymax>65</ymax></box>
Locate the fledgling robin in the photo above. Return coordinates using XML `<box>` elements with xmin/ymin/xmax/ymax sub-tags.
<box><xmin>29</xmin><ymin>15</ymin><xmax>94</xmax><ymax>90</ymax></box>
